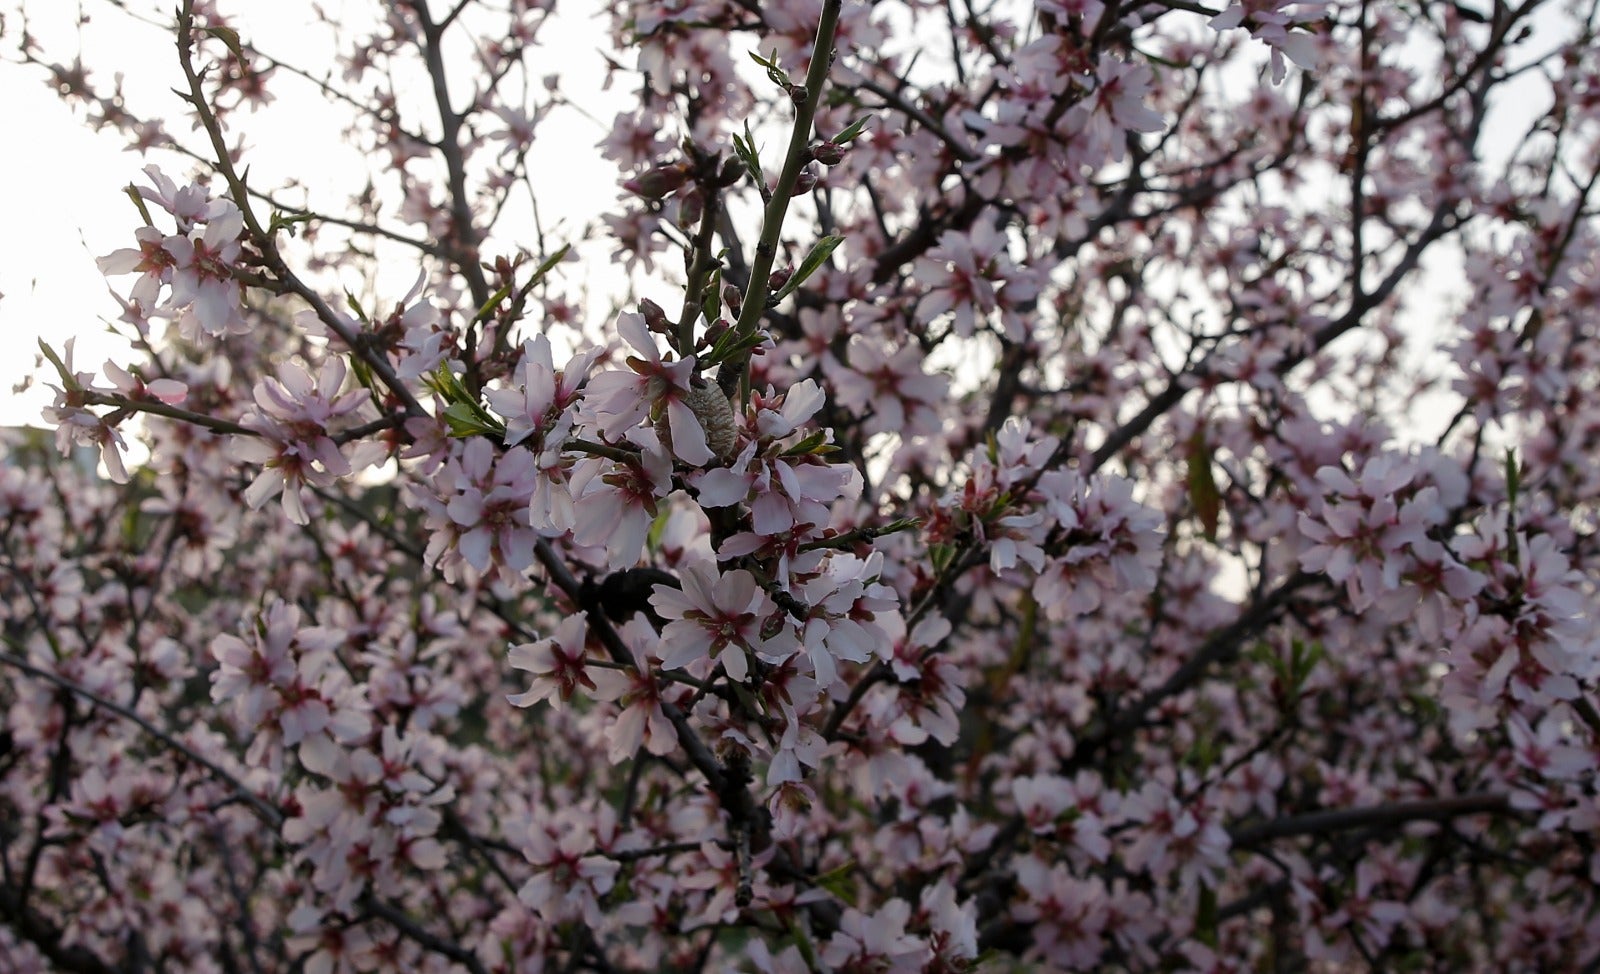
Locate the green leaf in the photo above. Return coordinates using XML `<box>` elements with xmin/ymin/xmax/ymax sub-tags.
<box><xmin>732</xmin><ymin>122</ymin><xmax>764</xmax><ymax>189</ymax></box>
<box><xmin>348</xmin><ymin>355</ymin><xmax>376</xmax><ymax>395</ymax></box>
<box><xmin>524</xmin><ymin>243</ymin><xmax>571</xmax><ymax>289</ymax></box>
<box><xmin>700</xmin><ymin>266</ymin><xmax>723</xmax><ymax>330</ymax></box>
<box><xmin>1195</xmin><ymin>884</ymin><xmax>1219</xmax><ymax>947</ymax></box>
<box><xmin>780</xmin><ymin>430</ymin><xmax>832</xmax><ymax>457</ymax></box>
<box><xmin>344</xmin><ymin>291</ymin><xmax>370</xmax><ymax>325</ymax></box>
<box><xmin>37</xmin><ymin>340</ymin><xmax>76</xmax><ymax>388</ymax></box>
<box><xmin>747</xmin><ymin>49</ymin><xmax>790</xmax><ymax>87</ymax></box>
<box><xmin>424</xmin><ymin>363</ymin><xmax>470</xmax><ymax>403</ymax></box>
<box><xmin>771</xmin><ymin>235</ymin><xmax>844</xmax><ymax>304</ymax></box>
<box><xmin>441</xmin><ymin>402</ymin><xmax>505</xmax><ymax>439</ymax></box>
<box><xmin>1187</xmin><ymin>427</ymin><xmax>1221</xmax><ymax>541</ymax></box>
<box><xmin>831</xmin><ymin>115</ymin><xmax>871</xmax><ymax>145</ymax></box>
<box><xmin>202</xmin><ymin>26</ymin><xmax>248</xmax><ymax>64</ymax></box>
<box><xmin>1288</xmin><ymin>638</ymin><xmax>1324</xmax><ymax>692</ymax></box>
<box><xmin>703</xmin><ymin>325</ymin><xmax>768</xmax><ymax>367</ymax></box>
<box><xmin>877</xmin><ymin>516</ymin><xmax>920</xmax><ymax>537</ymax></box>
<box><xmin>472</xmin><ymin>279</ymin><xmax>516</xmax><ymax>325</ymax></box>
<box><xmin>814</xmin><ymin>860</ymin><xmax>857</xmax><ymax>902</ymax></box>
<box><xmin>269</xmin><ymin>210</ymin><xmax>313</xmax><ymax>238</ymax></box>
<box><xmin>786</xmin><ymin>920</ymin><xmax>821</xmax><ymax>970</ymax></box>
<box><xmin>122</xmin><ymin>184</ymin><xmax>155</xmax><ymax>227</ymax></box>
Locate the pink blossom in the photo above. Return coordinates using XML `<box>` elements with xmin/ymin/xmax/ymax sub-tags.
<box><xmin>584</xmin><ymin>310</ymin><xmax>712</xmax><ymax>464</ymax></box>
<box><xmin>570</xmin><ymin>434</ymin><xmax>673</xmax><ymax>569</ymax></box>
<box><xmin>650</xmin><ymin>562</ymin><xmax>794</xmax><ymax>681</ymax></box>
<box><xmin>588</xmin><ymin>616</ymin><xmax>681</xmax><ymax>761</ymax></box>
<box><xmin>507</xmin><ymin>613</ymin><xmax>594</xmax><ymax>709</ymax></box>
<box><xmin>232</xmin><ymin>357</ymin><xmax>375</xmax><ymax>525</ymax></box>
<box><xmin>484</xmin><ymin>335</ymin><xmax>599</xmax><ymax>452</ymax></box>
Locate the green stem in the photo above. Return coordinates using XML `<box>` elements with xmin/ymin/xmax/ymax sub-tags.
<box><xmin>717</xmin><ymin>0</ymin><xmax>843</xmax><ymax>400</ymax></box>
<box><xmin>677</xmin><ymin>186</ymin><xmax>723</xmax><ymax>356</ymax></box>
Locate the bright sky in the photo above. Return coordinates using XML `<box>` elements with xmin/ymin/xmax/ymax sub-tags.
<box><xmin>0</xmin><ymin>2</ymin><xmax>1572</xmax><ymax>433</ymax></box>
<box><xmin>0</xmin><ymin>0</ymin><xmax>628</xmax><ymax>426</ymax></box>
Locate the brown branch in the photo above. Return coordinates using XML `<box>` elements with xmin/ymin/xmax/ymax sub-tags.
<box><xmin>0</xmin><ymin>649</ymin><xmax>285</xmax><ymax>829</ymax></box>
<box><xmin>0</xmin><ymin>883</ymin><xmax>118</xmax><ymax>974</ymax></box>
<box><xmin>1229</xmin><ymin>793</ymin><xmax>1514</xmax><ymax>849</ymax></box>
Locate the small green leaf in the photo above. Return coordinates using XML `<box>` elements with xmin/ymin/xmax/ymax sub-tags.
<box><xmin>472</xmin><ymin>280</ymin><xmax>516</xmax><ymax>325</ymax></box>
<box><xmin>732</xmin><ymin>122</ymin><xmax>764</xmax><ymax>189</ymax></box>
<box><xmin>780</xmin><ymin>430</ymin><xmax>832</xmax><ymax>457</ymax></box>
<box><xmin>831</xmin><ymin>115</ymin><xmax>871</xmax><ymax>145</ymax></box>
<box><xmin>878</xmin><ymin>517</ymin><xmax>920</xmax><ymax>537</ymax></box>
<box><xmin>525</xmin><ymin>243</ymin><xmax>570</xmax><ymax>288</ymax></box>
<box><xmin>269</xmin><ymin>210</ymin><xmax>313</xmax><ymax>238</ymax></box>
<box><xmin>122</xmin><ymin>184</ymin><xmax>155</xmax><ymax>227</ymax></box>
<box><xmin>344</xmin><ymin>291</ymin><xmax>370</xmax><ymax>325</ymax></box>
<box><xmin>1195</xmin><ymin>884</ymin><xmax>1219</xmax><ymax>947</ymax></box>
<box><xmin>37</xmin><ymin>340</ymin><xmax>74</xmax><ymax>385</ymax></box>
<box><xmin>814</xmin><ymin>861</ymin><xmax>857</xmax><ymax>902</ymax></box>
<box><xmin>771</xmin><ymin>235</ymin><xmax>844</xmax><ymax>304</ymax></box>
<box><xmin>202</xmin><ymin>26</ymin><xmax>248</xmax><ymax>64</ymax></box>
<box><xmin>441</xmin><ymin>402</ymin><xmax>505</xmax><ymax>439</ymax></box>
<box><xmin>700</xmin><ymin>266</ymin><xmax>723</xmax><ymax>330</ymax></box>
<box><xmin>703</xmin><ymin>326</ymin><xmax>768</xmax><ymax>367</ymax></box>
<box><xmin>748</xmin><ymin>49</ymin><xmax>790</xmax><ymax>87</ymax></box>
<box><xmin>424</xmin><ymin>363</ymin><xmax>474</xmax><ymax>405</ymax></box>
<box><xmin>1187</xmin><ymin>427</ymin><xmax>1221</xmax><ymax>541</ymax></box>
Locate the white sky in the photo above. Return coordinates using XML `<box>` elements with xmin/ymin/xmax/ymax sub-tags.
<box><xmin>0</xmin><ymin>2</ymin><xmax>1573</xmax><ymax>432</ymax></box>
<box><xmin>0</xmin><ymin>0</ymin><xmax>629</xmax><ymax>426</ymax></box>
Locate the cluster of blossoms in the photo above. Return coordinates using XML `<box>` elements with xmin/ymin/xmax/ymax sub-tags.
<box><xmin>96</xmin><ymin>165</ymin><xmax>248</xmax><ymax>340</ymax></box>
<box><xmin>7</xmin><ymin>0</ymin><xmax>1600</xmax><ymax>971</ymax></box>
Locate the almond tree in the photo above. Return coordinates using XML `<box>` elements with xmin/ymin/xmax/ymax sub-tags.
<box><xmin>3</xmin><ymin>0</ymin><xmax>1599</xmax><ymax>970</ymax></box>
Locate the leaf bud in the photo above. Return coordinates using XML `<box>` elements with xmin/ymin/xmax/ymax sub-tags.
<box><xmin>717</xmin><ymin>156</ymin><xmax>745</xmax><ymax>187</ymax></box>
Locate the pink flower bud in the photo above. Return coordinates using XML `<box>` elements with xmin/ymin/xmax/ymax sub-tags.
<box><xmin>677</xmin><ymin>186</ymin><xmax>705</xmax><ymax>228</ymax></box>
<box><xmin>623</xmin><ymin>161</ymin><xmax>690</xmax><ymax>199</ymax></box>
<box><xmin>790</xmin><ymin>167</ymin><xmax>818</xmax><ymax>197</ymax></box>
<box><xmin>811</xmin><ymin>141</ymin><xmax>845</xmax><ymax>165</ymax></box>
<box><xmin>639</xmin><ymin>298</ymin><xmax>670</xmax><ymax>334</ymax></box>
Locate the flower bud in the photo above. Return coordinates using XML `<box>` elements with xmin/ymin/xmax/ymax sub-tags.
<box><xmin>717</xmin><ymin>157</ymin><xmax>745</xmax><ymax>188</ymax></box>
<box><xmin>623</xmin><ymin>161</ymin><xmax>690</xmax><ymax>200</ymax></box>
<box><xmin>768</xmin><ymin>264</ymin><xmax>794</xmax><ymax>293</ymax></box>
<box><xmin>786</xmin><ymin>83</ymin><xmax>808</xmax><ymax>105</ymax></box>
<box><xmin>701</xmin><ymin>318</ymin><xmax>731</xmax><ymax>350</ymax></box>
<box><xmin>790</xmin><ymin>167</ymin><xmax>818</xmax><ymax>197</ymax></box>
<box><xmin>811</xmin><ymin>141</ymin><xmax>845</xmax><ymax>166</ymax></box>
<box><xmin>722</xmin><ymin>283</ymin><xmax>743</xmax><ymax>318</ymax></box>
<box><xmin>677</xmin><ymin>186</ymin><xmax>705</xmax><ymax>229</ymax></box>
<box><xmin>639</xmin><ymin>298</ymin><xmax>670</xmax><ymax>335</ymax></box>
